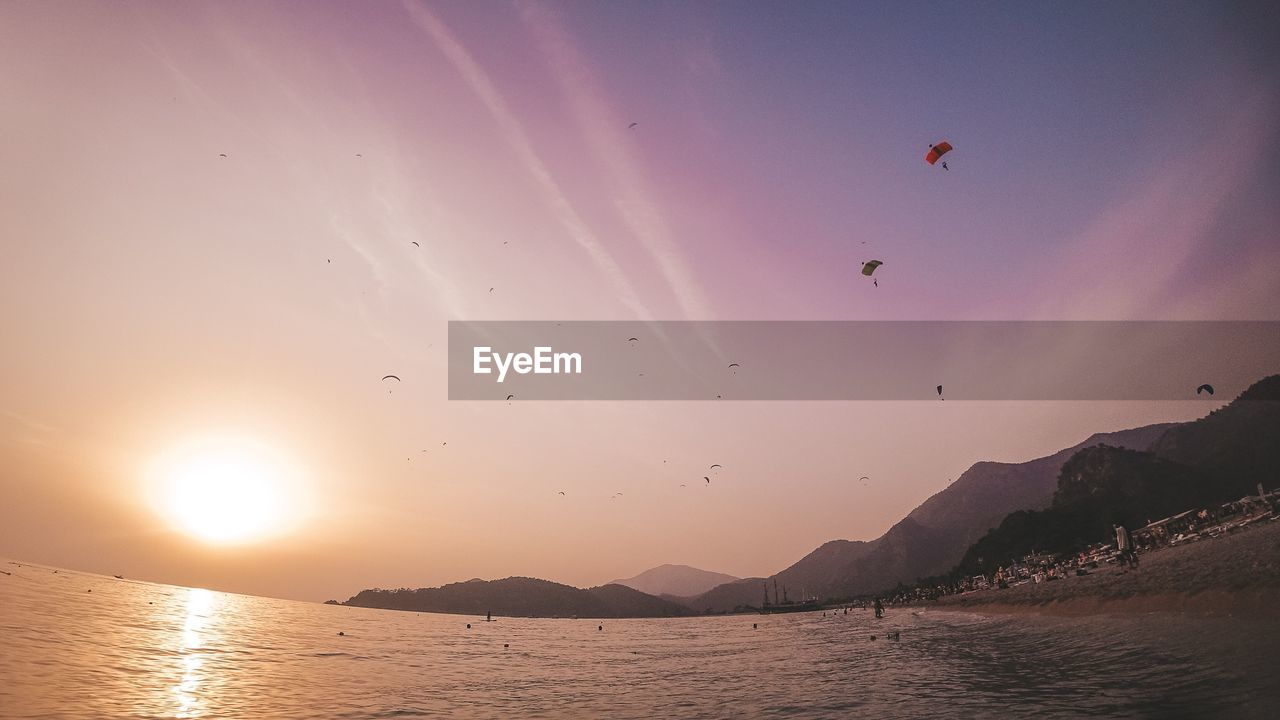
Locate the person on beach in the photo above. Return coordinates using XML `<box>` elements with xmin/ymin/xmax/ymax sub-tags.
<box><xmin>874</xmin><ymin>598</ymin><xmax>884</xmax><ymax>618</ymax></box>
<box><xmin>1115</xmin><ymin>524</ymin><xmax>1137</xmax><ymax>570</ymax></box>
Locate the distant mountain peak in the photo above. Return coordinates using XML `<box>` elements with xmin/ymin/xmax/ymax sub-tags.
<box><xmin>610</xmin><ymin>564</ymin><xmax>740</xmax><ymax>598</ymax></box>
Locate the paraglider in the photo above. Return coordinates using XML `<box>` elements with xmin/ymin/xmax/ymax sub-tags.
<box><xmin>382</xmin><ymin>375</ymin><xmax>401</xmax><ymax>394</ymax></box>
<box><xmin>859</xmin><ymin>476</ymin><xmax>870</xmax><ymax>483</ymax></box>
<box><xmin>1197</xmin><ymin>384</ymin><xmax>1215</xmax><ymax>396</ymax></box>
<box><xmin>628</xmin><ymin>337</ymin><xmax>639</xmax><ymax>346</ymax></box>
<box><xmin>926</xmin><ymin>141</ymin><xmax>952</xmax><ymax>170</ymax></box>
<box><xmin>411</xmin><ymin>241</ymin><xmax>419</xmax><ymax>247</ymax></box>
<box><xmin>704</xmin><ymin>476</ymin><xmax>711</xmax><ymax>484</ymax></box>
<box><xmin>861</xmin><ymin>260</ymin><xmax>883</xmax><ymax>276</ymax></box>
<box><xmin>506</xmin><ymin>394</ymin><xmax>515</xmax><ymax>401</ymax></box>
<box><xmin>728</xmin><ymin>363</ymin><xmax>740</xmax><ymax>374</ymax></box>
<box><xmin>218</xmin><ymin>153</ymin><xmax>227</xmax><ymax>158</ymax></box>
<box><xmin>710</xmin><ymin>464</ymin><xmax>722</xmax><ymax>470</ymax></box>
<box><xmin>558</xmin><ymin>491</ymin><xmax>565</xmax><ymax>496</ymax></box>
<box><xmin>628</xmin><ymin>122</ymin><xmax>638</xmax><ymax>129</ymax></box>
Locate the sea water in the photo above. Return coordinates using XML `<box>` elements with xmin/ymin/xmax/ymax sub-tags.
<box><xmin>2</xmin><ymin>560</ymin><xmax>1276</xmax><ymax>719</ymax></box>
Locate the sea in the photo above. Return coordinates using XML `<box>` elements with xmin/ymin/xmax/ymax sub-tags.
<box><xmin>3</xmin><ymin>560</ymin><xmax>1277</xmax><ymax>719</ymax></box>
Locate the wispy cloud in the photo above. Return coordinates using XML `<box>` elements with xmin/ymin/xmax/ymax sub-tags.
<box><xmin>1</xmin><ymin>409</ymin><xmax>58</xmax><ymax>446</ymax></box>
<box><xmin>400</xmin><ymin>0</ymin><xmax>652</xmax><ymax>320</ymax></box>
<box><xmin>518</xmin><ymin>1</ymin><xmax>714</xmax><ymax>320</ymax></box>
<box><xmin>1035</xmin><ymin>84</ymin><xmax>1277</xmax><ymax>320</ymax></box>
<box><xmin>0</xmin><ymin>409</ymin><xmax>56</xmax><ymax>434</ymax></box>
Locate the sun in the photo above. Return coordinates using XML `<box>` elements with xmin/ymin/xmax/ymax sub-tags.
<box><xmin>147</xmin><ymin>436</ymin><xmax>304</xmax><ymax>544</ymax></box>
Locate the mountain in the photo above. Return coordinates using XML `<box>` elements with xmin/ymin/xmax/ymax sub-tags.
<box><xmin>954</xmin><ymin>446</ymin><xmax>1214</xmax><ymax>575</ymax></box>
<box><xmin>340</xmin><ymin>577</ymin><xmax>693</xmax><ymax>618</ymax></box>
<box><xmin>1148</xmin><ymin>374</ymin><xmax>1280</xmax><ymax>497</ymax></box>
<box><xmin>609</xmin><ymin>564</ymin><xmax>740</xmax><ymax>598</ymax></box>
<box><xmin>684</xmin><ymin>422</ymin><xmax>1175</xmax><ymax>611</ymax></box>
<box><xmin>955</xmin><ymin>377</ymin><xmax>1280</xmax><ymax>572</ymax></box>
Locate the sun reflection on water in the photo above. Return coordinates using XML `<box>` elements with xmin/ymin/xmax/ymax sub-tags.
<box><xmin>174</xmin><ymin>588</ymin><xmax>216</xmax><ymax>718</ymax></box>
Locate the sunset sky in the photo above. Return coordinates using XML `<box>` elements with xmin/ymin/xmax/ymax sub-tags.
<box><xmin>2</xmin><ymin>1</ymin><xmax>1278</xmax><ymax>602</ymax></box>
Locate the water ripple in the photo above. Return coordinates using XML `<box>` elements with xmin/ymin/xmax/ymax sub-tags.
<box><xmin>2</xmin><ymin>562</ymin><xmax>1277</xmax><ymax>718</ymax></box>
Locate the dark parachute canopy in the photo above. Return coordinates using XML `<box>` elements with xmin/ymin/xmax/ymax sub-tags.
<box><xmin>936</xmin><ymin>385</ymin><xmax>943</xmax><ymax>396</ymax></box>
<box><xmin>861</xmin><ymin>260</ymin><xmax>883</xmax><ymax>276</ymax></box>
<box><xmin>1196</xmin><ymin>384</ymin><xmax>1215</xmax><ymax>396</ymax></box>
<box><xmin>925</xmin><ymin>141</ymin><xmax>953</xmax><ymax>165</ymax></box>
<box><xmin>710</xmin><ymin>464</ymin><xmax>722</xmax><ymax>470</ymax></box>
<box><xmin>381</xmin><ymin>375</ymin><xmax>400</xmax><ymax>382</ymax></box>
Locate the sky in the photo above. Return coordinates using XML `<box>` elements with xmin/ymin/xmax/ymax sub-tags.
<box><xmin>2</xmin><ymin>1</ymin><xmax>1278</xmax><ymax>602</ymax></box>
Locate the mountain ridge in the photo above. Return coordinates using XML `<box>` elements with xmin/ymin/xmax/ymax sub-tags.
<box><xmin>683</xmin><ymin>422</ymin><xmax>1177</xmax><ymax>611</ymax></box>
<box><xmin>340</xmin><ymin>576</ymin><xmax>694</xmax><ymax>618</ymax></box>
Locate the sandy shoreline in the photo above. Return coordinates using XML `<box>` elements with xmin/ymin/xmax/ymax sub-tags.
<box><xmin>919</xmin><ymin>515</ymin><xmax>1280</xmax><ymax>619</ymax></box>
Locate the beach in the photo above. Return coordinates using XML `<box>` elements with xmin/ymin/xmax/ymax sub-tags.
<box><xmin>925</xmin><ymin>516</ymin><xmax>1280</xmax><ymax>618</ymax></box>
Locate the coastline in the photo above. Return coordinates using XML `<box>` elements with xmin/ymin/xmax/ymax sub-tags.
<box><xmin>920</xmin><ymin>515</ymin><xmax>1280</xmax><ymax>619</ymax></box>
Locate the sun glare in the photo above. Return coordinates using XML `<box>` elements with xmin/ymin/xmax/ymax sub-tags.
<box><xmin>148</xmin><ymin>436</ymin><xmax>304</xmax><ymax>544</ymax></box>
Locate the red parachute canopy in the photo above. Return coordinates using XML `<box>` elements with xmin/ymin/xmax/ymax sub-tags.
<box><xmin>925</xmin><ymin>141</ymin><xmax>953</xmax><ymax>165</ymax></box>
